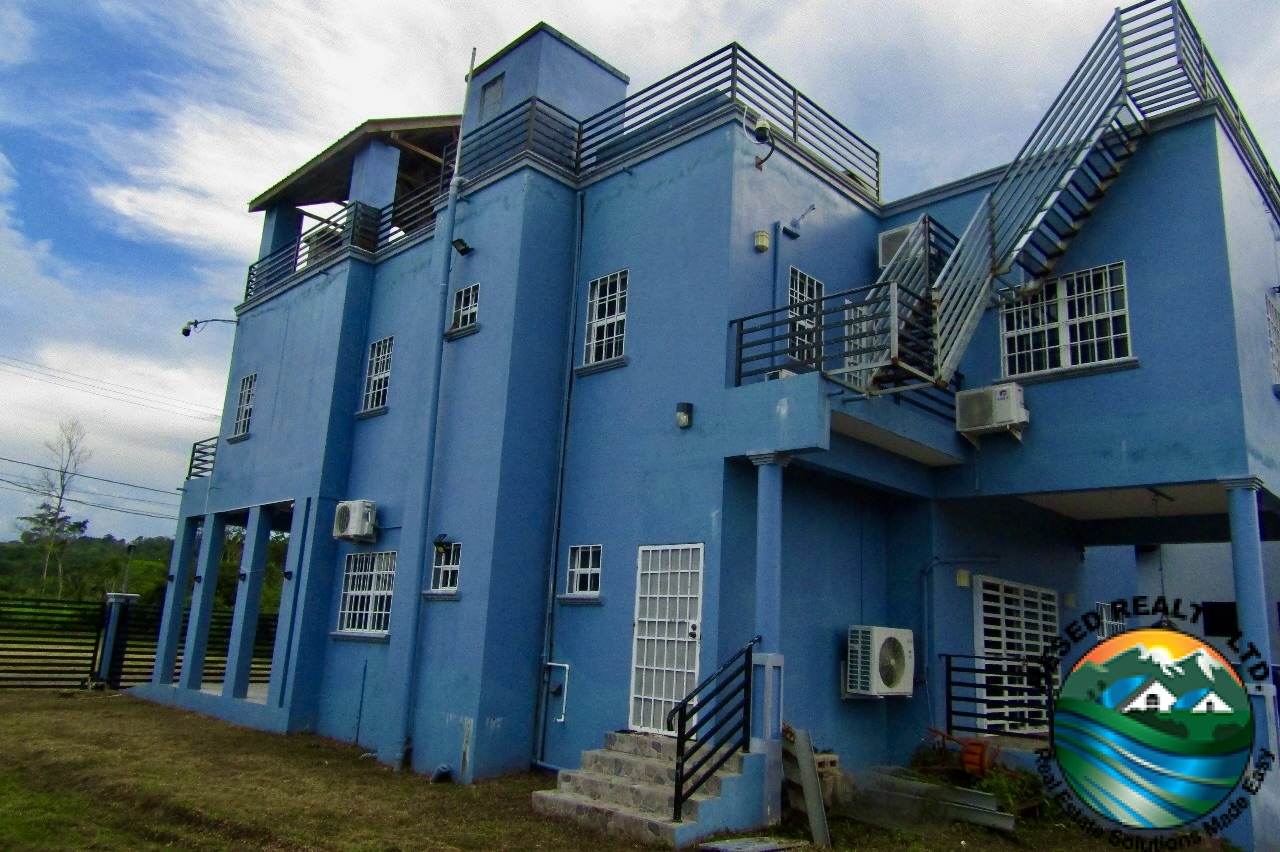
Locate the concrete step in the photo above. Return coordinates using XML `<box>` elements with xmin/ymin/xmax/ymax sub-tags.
<box><xmin>532</xmin><ymin>788</ymin><xmax>683</xmax><ymax>847</ymax></box>
<box><xmin>582</xmin><ymin>748</ymin><xmax>725</xmax><ymax>797</ymax></box>
<box><xmin>603</xmin><ymin>731</ymin><xmax>745</xmax><ymax>774</ymax></box>
<box><xmin>558</xmin><ymin>768</ymin><xmax>704</xmax><ymax>821</ymax></box>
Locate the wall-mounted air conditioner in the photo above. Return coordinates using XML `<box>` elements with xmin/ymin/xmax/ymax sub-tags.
<box><xmin>764</xmin><ymin>368</ymin><xmax>797</xmax><ymax>381</ymax></box>
<box><xmin>333</xmin><ymin>500</ymin><xmax>377</xmax><ymax>542</ymax></box>
<box><xmin>877</xmin><ymin>224</ymin><xmax>913</xmax><ymax>268</ymax></box>
<box><xmin>842</xmin><ymin>625</ymin><xmax>914</xmax><ymax>698</ymax></box>
<box><xmin>955</xmin><ymin>383</ymin><xmax>1028</xmax><ymax>444</ymax></box>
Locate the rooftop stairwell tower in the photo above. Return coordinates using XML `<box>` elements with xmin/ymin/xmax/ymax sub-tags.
<box><xmin>848</xmin><ymin>0</ymin><xmax>1280</xmax><ymax>395</ymax></box>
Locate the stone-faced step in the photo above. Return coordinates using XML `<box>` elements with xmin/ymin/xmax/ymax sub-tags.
<box><xmin>603</xmin><ymin>731</ymin><xmax>746</xmax><ymax>775</ymax></box>
<box><xmin>582</xmin><ymin>748</ymin><xmax>724</xmax><ymax>797</ymax></box>
<box><xmin>531</xmin><ymin>789</ymin><xmax>680</xmax><ymax>848</ymax></box>
<box><xmin>557</xmin><ymin>769</ymin><xmax>703</xmax><ymax>821</ymax></box>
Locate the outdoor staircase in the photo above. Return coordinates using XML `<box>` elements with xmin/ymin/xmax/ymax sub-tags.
<box><xmin>853</xmin><ymin>0</ymin><xmax>1273</xmax><ymax>394</ymax></box>
<box><xmin>532</xmin><ymin>731</ymin><xmax>762</xmax><ymax>848</ymax></box>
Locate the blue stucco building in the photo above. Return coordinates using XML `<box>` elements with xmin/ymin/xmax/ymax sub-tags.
<box><xmin>134</xmin><ymin>1</ymin><xmax>1280</xmax><ymax>847</ymax></box>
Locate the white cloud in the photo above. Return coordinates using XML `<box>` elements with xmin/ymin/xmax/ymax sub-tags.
<box><xmin>0</xmin><ymin>6</ymin><xmax>35</xmax><ymax>68</ymax></box>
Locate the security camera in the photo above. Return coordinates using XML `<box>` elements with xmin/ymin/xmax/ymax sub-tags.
<box><xmin>752</xmin><ymin>118</ymin><xmax>771</xmax><ymax>144</ymax></box>
<box><xmin>181</xmin><ymin>324</ymin><xmax>192</xmax><ymax>337</ymax></box>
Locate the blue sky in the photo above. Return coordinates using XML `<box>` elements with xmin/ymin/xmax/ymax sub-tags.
<box><xmin>1</xmin><ymin>0</ymin><xmax>1278</xmax><ymax>541</ymax></box>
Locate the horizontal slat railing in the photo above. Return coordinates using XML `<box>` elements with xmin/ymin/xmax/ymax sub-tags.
<box><xmin>0</xmin><ymin>598</ymin><xmax>104</xmax><ymax>688</ymax></box>
<box><xmin>941</xmin><ymin>653</ymin><xmax>1055</xmax><ymax>741</ymax></box>
<box><xmin>188</xmin><ymin>436</ymin><xmax>217</xmax><ymax>479</ymax></box>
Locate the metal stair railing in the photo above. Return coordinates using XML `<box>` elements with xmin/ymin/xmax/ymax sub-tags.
<box><xmin>665</xmin><ymin>634</ymin><xmax>761</xmax><ymax>823</ymax></box>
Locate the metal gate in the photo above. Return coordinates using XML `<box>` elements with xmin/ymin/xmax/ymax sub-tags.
<box><xmin>628</xmin><ymin>544</ymin><xmax>703</xmax><ymax>735</ymax></box>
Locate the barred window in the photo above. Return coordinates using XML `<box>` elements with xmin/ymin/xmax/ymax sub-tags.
<box><xmin>451</xmin><ymin>284</ymin><xmax>479</xmax><ymax>331</ymax></box>
<box><xmin>337</xmin><ymin>551</ymin><xmax>396</xmax><ymax>634</ymax></box>
<box><xmin>432</xmin><ymin>541</ymin><xmax>461</xmax><ymax>592</ymax></box>
<box><xmin>361</xmin><ymin>336</ymin><xmax>394</xmax><ymax>411</ymax></box>
<box><xmin>566</xmin><ymin>545</ymin><xmax>602</xmax><ymax>595</ymax></box>
<box><xmin>233</xmin><ymin>374</ymin><xmax>256</xmax><ymax>437</ymax></box>
<box><xmin>1001</xmin><ymin>262</ymin><xmax>1130</xmax><ymax>377</ymax></box>
<box><xmin>1096</xmin><ymin>601</ymin><xmax>1126</xmax><ymax>640</ymax></box>
<box><xmin>585</xmin><ymin>270</ymin><xmax>627</xmax><ymax>365</ymax></box>
<box><xmin>789</xmin><ymin>268</ymin><xmax>823</xmax><ymax>364</ymax></box>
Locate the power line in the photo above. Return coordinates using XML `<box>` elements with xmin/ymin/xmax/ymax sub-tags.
<box><xmin>0</xmin><ymin>483</ymin><xmax>177</xmax><ymax>520</ymax></box>
<box><xmin>0</xmin><ymin>355</ymin><xmax>222</xmax><ymax>416</ymax></box>
<box><xmin>0</xmin><ymin>455</ymin><xmax>181</xmax><ymax>496</ymax></box>
<box><xmin>0</xmin><ymin>365</ymin><xmax>221</xmax><ymax>422</ymax></box>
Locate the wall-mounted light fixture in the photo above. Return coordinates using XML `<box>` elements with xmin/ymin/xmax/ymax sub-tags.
<box><xmin>955</xmin><ymin>568</ymin><xmax>971</xmax><ymax>588</ymax></box>
<box><xmin>433</xmin><ymin>534</ymin><xmax>451</xmax><ymax>555</ymax></box>
<box><xmin>675</xmin><ymin>402</ymin><xmax>693</xmax><ymax>429</ymax></box>
<box><xmin>451</xmin><ymin>238</ymin><xmax>474</xmax><ymax>256</ymax></box>
<box><xmin>181</xmin><ymin>318</ymin><xmax>238</xmax><ymax>337</ymax></box>
<box><xmin>753</xmin><ymin>230</ymin><xmax>769</xmax><ymax>253</ymax></box>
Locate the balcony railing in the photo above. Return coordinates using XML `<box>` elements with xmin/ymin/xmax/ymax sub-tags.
<box><xmin>245</xmin><ymin>202</ymin><xmax>380</xmax><ymax>301</ymax></box>
<box><xmin>187</xmin><ymin>436</ymin><xmax>217</xmax><ymax>479</ymax></box>
<box><xmin>941</xmin><ymin>653</ymin><xmax>1055</xmax><ymax>741</ymax></box>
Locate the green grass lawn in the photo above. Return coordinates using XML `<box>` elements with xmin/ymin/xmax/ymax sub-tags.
<box><xmin>0</xmin><ymin>690</ymin><xmax>1233</xmax><ymax>851</ymax></box>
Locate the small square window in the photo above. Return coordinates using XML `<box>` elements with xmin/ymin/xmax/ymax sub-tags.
<box><xmin>361</xmin><ymin>336</ymin><xmax>394</xmax><ymax>411</ymax></box>
<box><xmin>451</xmin><ymin>284</ymin><xmax>479</xmax><ymax>332</ymax></box>
<box><xmin>233</xmin><ymin>373</ymin><xmax>256</xmax><ymax>437</ymax></box>
<box><xmin>480</xmin><ymin>74</ymin><xmax>504</xmax><ymax>122</ymax></box>
<box><xmin>432</xmin><ymin>541</ymin><xmax>461</xmax><ymax>592</ymax></box>
<box><xmin>584</xmin><ymin>270</ymin><xmax>627</xmax><ymax>365</ymax></box>
<box><xmin>566</xmin><ymin>545</ymin><xmax>602</xmax><ymax>595</ymax></box>
<box><xmin>337</xmin><ymin>551</ymin><xmax>396</xmax><ymax>634</ymax></box>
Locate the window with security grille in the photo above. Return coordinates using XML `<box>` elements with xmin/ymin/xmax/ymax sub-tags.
<box><xmin>584</xmin><ymin>270</ymin><xmax>627</xmax><ymax>365</ymax></box>
<box><xmin>451</xmin><ymin>284</ymin><xmax>479</xmax><ymax>331</ymax></box>
<box><xmin>1268</xmin><ymin>289</ymin><xmax>1280</xmax><ymax>383</ymax></box>
<box><xmin>1001</xmin><ymin>261</ymin><xmax>1130</xmax><ymax>377</ymax></box>
<box><xmin>566</xmin><ymin>545</ymin><xmax>602</xmax><ymax>595</ymax></box>
<box><xmin>1096</xmin><ymin>601</ymin><xmax>1126</xmax><ymax>639</ymax></box>
<box><xmin>431</xmin><ymin>541</ymin><xmax>461</xmax><ymax>592</ymax></box>
<box><xmin>973</xmin><ymin>575</ymin><xmax>1060</xmax><ymax>733</ymax></box>
<box><xmin>337</xmin><ymin>551</ymin><xmax>396</xmax><ymax>634</ymax></box>
<box><xmin>361</xmin><ymin>336</ymin><xmax>394</xmax><ymax>411</ymax></box>
<box><xmin>789</xmin><ymin>268</ymin><xmax>823</xmax><ymax>365</ymax></box>
<box><xmin>233</xmin><ymin>373</ymin><xmax>256</xmax><ymax>437</ymax></box>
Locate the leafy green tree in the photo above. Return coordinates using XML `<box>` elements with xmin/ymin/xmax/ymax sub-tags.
<box><xmin>17</xmin><ymin>502</ymin><xmax>89</xmax><ymax>598</ymax></box>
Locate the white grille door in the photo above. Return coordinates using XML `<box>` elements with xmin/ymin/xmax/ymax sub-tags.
<box><xmin>629</xmin><ymin>544</ymin><xmax>703</xmax><ymax>735</ymax></box>
<box><xmin>972</xmin><ymin>575</ymin><xmax>1059</xmax><ymax>734</ymax></box>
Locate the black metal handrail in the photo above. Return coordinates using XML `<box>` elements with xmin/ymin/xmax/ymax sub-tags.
<box><xmin>376</xmin><ymin>184</ymin><xmax>443</xmax><ymax>250</ymax></box>
<box><xmin>245</xmin><ymin>202</ymin><xmax>383</xmax><ymax>301</ymax></box>
<box><xmin>187</xmin><ymin>436</ymin><xmax>217</xmax><ymax>479</ymax></box>
<box><xmin>665</xmin><ymin>634</ymin><xmax>761</xmax><ymax>822</ymax></box>
<box><xmin>941</xmin><ymin>653</ymin><xmax>1056</xmax><ymax>742</ymax></box>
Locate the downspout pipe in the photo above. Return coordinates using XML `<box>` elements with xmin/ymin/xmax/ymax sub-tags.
<box><xmin>532</xmin><ymin>188</ymin><xmax>586</xmax><ymax>770</ymax></box>
<box><xmin>393</xmin><ymin>49</ymin><xmax>477</xmax><ymax>770</ymax></box>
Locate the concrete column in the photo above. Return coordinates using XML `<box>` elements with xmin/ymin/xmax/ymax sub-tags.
<box><xmin>153</xmin><ymin>517</ymin><xmax>200</xmax><ymax>685</ymax></box>
<box><xmin>749</xmin><ymin>452</ymin><xmax>788</xmax><ymax>653</ymax></box>
<box><xmin>224</xmin><ymin>506</ymin><xmax>273</xmax><ymax>699</ymax></box>
<box><xmin>1223</xmin><ymin>477</ymin><xmax>1269</xmax><ymax>664</ymax></box>
<box><xmin>178</xmin><ymin>513</ymin><xmax>226</xmax><ymax>691</ymax></box>
<box><xmin>268</xmin><ymin>500</ymin><xmax>310</xmax><ymax>709</ymax></box>
<box><xmin>349</xmin><ymin>140</ymin><xmax>401</xmax><ymax>209</ymax></box>
<box><xmin>96</xmin><ymin>592</ymin><xmax>140</xmax><ymax>687</ymax></box>
<box><xmin>258</xmin><ymin>205</ymin><xmax>303</xmax><ymax>259</ymax></box>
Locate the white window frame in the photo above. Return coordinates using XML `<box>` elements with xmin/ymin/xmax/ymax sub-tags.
<box><xmin>337</xmin><ymin>551</ymin><xmax>396</xmax><ymax>635</ymax></box>
<box><xmin>584</xmin><ymin>270</ymin><xmax>627</xmax><ymax>365</ymax></box>
<box><xmin>431</xmin><ymin>541</ymin><xmax>461</xmax><ymax>592</ymax></box>
<box><xmin>1000</xmin><ymin>261</ymin><xmax>1130</xmax><ymax>378</ymax></box>
<box><xmin>1267</xmin><ymin>288</ymin><xmax>1280</xmax><ymax>383</ymax></box>
<box><xmin>451</xmin><ymin>284</ymin><xmax>480</xmax><ymax>332</ymax></box>
<box><xmin>789</xmin><ymin>267</ymin><xmax>823</xmax><ymax>365</ymax></box>
<box><xmin>361</xmin><ymin>336</ymin><xmax>394</xmax><ymax>411</ymax></box>
<box><xmin>1096</xmin><ymin>601</ymin><xmax>1126</xmax><ymax>640</ymax></box>
<box><xmin>972</xmin><ymin>575</ymin><xmax>1060</xmax><ymax>733</ymax></box>
<box><xmin>566</xmin><ymin>544</ymin><xmax>602</xmax><ymax>596</ymax></box>
<box><xmin>233</xmin><ymin>373</ymin><xmax>256</xmax><ymax>437</ymax></box>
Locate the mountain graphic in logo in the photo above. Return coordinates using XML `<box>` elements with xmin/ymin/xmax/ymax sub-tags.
<box><xmin>1054</xmin><ymin>628</ymin><xmax>1253</xmax><ymax>829</ymax></box>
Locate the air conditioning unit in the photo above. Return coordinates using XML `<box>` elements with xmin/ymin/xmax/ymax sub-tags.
<box><xmin>764</xmin><ymin>368</ymin><xmax>797</xmax><ymax>381</ymax></box>
<box><xmin>955</xmin><ymin>383</ymin><xmax>1028</xmax><ymax>443</ymax></box>
<box><xmin>843</xmin><ymin>626</ymin><xmax>914</xmax><ymax>698</ymax></box>
<box><xmin>333</xmin><ymin>500</ymin><xmax>377</xmax><ymax>542</ymax></box>
<box><xmin>877</xmin><ymin>224</ymin><xmax>913</xmax><ymax>267</ymax></box>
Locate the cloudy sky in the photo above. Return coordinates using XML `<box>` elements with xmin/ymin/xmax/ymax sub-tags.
<box><xmin>1</xmin><ymin>0</ymin><xmax>1278</xmax><ymax>541</ymax></box>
